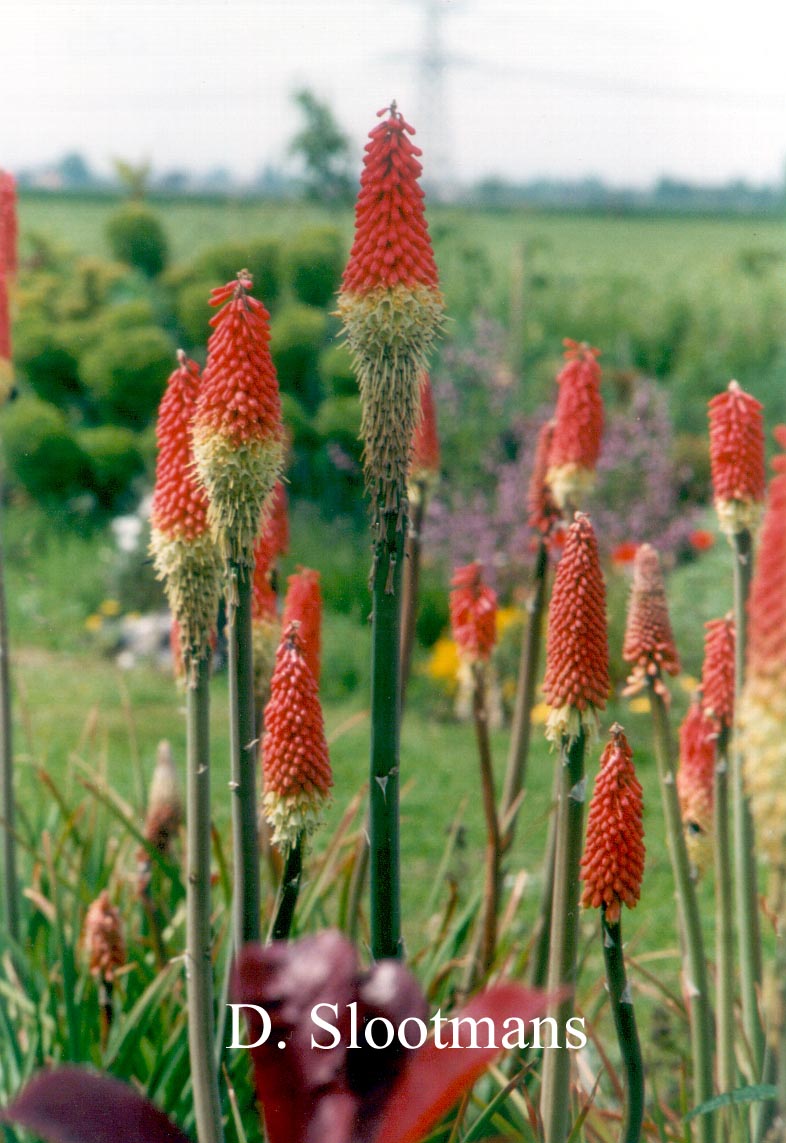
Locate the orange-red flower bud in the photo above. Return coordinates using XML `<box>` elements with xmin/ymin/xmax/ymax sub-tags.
<box><xmin>150</xmin><ymin>353</ymin><xmax>221</xmax><ymax>661</ymax></box>
<box><xmin>622</xmin><ymin>543</ymin><xmax>680</xmax><ymax>704</ymax></box>
<box><xmin>262</xmin><ymin>622</ymin><xmax>332</xmax><ymax>850</ymax></box>
<box><xmin>677</xmin><ymin>697</ymin><xmax>716</xmax><ymax>871</ymax></box>
<box><xmin>193</xmin><ymin>274</ymin><xmax>284</xmax><ymax>564</ymax></box>
<box><xmin>449</xmin><ymin>562</ymin><xmax>498</xmax><ymax>664</ymax></box>
<box><xmin>83</xmin><ymin>890</ymin><xmax>126</xmax><ymax>984</ymax></box>
<box><xmin>700</xmin><ymin>615</ymin><xmax>735</xmax><ymax>730</ymax></box>
<box><xmin>546</xmin><ymin>340</ymin><xmax>603</xmax><ymax>510</ymax></box>
<box><xmin>581</xmin><ymin>724</ymin><xmax>645</xmax><ymax>923</ymax></box>
<box><xmin>281</xmin><ymin>568</ymin><xmax>322</xmax><ymax>686</ymax></box>
<box><xmin>342</xmin><ymin>105</ymin><xmax>439</xmax><ymax>295</ymax></box>
<box><xmin>527</xmin><ymin>418</ymin><xmax>562</xmax><ymax>539</ymax></box>
<box><xmin>707</xmin><ymin>380</ymin><xmax>766</xmax><ymax>535</ymax></box>
<box><xmin>408</xmin><ymin>373</ymin><xmax>440</xmax><ymax>502</ymax></box>
<box><xmin>0</xmin><ymin>171</ymin><xmax>17</xmax><ymax>277</ymax></box>
<box><xmin>543</xmin><ymin>513</ymin><xmax>609</xmax><ymax>741</ymax></box>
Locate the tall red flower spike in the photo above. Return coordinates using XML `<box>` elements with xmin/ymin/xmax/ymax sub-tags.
<box><xmin>740</xmin><ymin>426</ymin><xmax>786</xmax><ymax>870</ymax></box>
<box><xmin>232</xmin><ymin>931</ymin><xmax>548</xmax><ymax>1143</ymax></box>
<box><xmin>527</xmin><ymin>417</ymin><xmax>562</xmax><ymax>540</ymax></box>
<box><xmin>262</xmin><ymin>622</ymin><xmax>332</xmax><ymax>851</ymax></box>
<box><xmin>408</xmin><ymin>373</ymin><xmax>441</xmax><ymax>503</ymax></box>
<box><xmin>0</xmin><ymin>274</ymin><xmax>10</xmax><ymax>402</ymax></box>
<box><xmin>0</xmin><ymin>171</ymin><xmax>18</xmax><ymax>277</ymax></box>
<box><xmin>546</xmin><ymin>339</ymin><xmax>603</xmax><ymax>511</ymax></box>
<box><xmin>707</xmin><ymin>380</ymin><xmax>766</xmax><ymax>536</ymax></box>
<box><xmin>700</xmin><ymin>615</ymin><xmax>735</xmax><ymax>731</ymax></box>
<box><xmin>543</xmin><ymin>513</ymin><xmax>609</xmax><ymax>742</ymax></box>
<box><xmin>338</xmin><ymin>104</ymin><xmax>444</xmax><ymax>528</ymax></box>
<box><xmin>252</xmin><ymin>480</ymin><xmax>289</xmax><ymax>623</ymax></box>
<box><xmin>622</xmin><ymin>543</ymin><xmax>680</xmax><ymax>705</ymax></box>
<box><xmin>281</xmin><ymin>567</ymin><xmax>322</xmax><ymax>685</ymax></box>
<box><xmin>150</xmin><ymin>352</ymin><xmax>221</xmax><ymax>661</ymax></box>
<box><xmin>677</xmin><ymin>696</ymin><xmax>716</xmax><ymax>873</ymax></box>
<box><xmin>192</xmin><ymin>273</ymin><xmax>284</xmax><ymax>565</ymax></box>
<box><xmin>580</xmin><ymin>724</ymin><xmax>645</xmax><ymax>923</ymax></box>
<box><xmin>449</xmin><ymin>562</ymin><xmax>498</xmax><ymax>665</ymax></box>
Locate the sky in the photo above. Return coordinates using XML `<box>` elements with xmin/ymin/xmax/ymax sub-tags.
<box><xmin>3</xmin><ymin>0</ymin><xmax>785</xmax><ymax>187</ymax></box>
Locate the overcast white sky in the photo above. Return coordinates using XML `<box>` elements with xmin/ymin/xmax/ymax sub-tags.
<box><xmin>3</xmin><ymin>0</ymin><xmax>785</xmax><ymax>186</ymax></box>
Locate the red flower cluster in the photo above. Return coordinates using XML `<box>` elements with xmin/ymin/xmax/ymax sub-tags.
<box><xmin>546</xmin><ymin>340</ymin><xmax>603</xmax><ymax>509</ymax></box>
<box><xmin>449</xmin><ymin>563</ymin><xmax>498</xmax><ymax>664</ymax></box>
<box><xmin>0</xmin><ymin>170</ymin><xmax>17</xmax><ymax>276</ymax></box>
<box><xmin>262</xmin><ymin>622</ymin><xmax>332</xmax><ymax>849</ymax></box>
<box><xmin>252</xmin><ymin>481</ymin><xmax>289</xmax><ymax>623</ymax></box>
<box><xmin>342</xmin><ymin>105</ymin><xmax>439</xmax><ymax>295</ymax></box>
<box><xmin>194</xmin><ymin>275</ymin><xmax>282</xmax><ymax>446</ymax></box>
<box><xmin>746</xmin><ymin>426</ymin><xmax>786</xmax><ymax>677</ymax></box>
<box><xmin>83</xmin><ymin>890</ymin><xmax>126</xmax><ymax>984</ymax></box>
<box><xmin>581</xmin><ymin>725</ymin><xmax>645</xmax><ymax>923</ymax></box>
<box><xmin>622</xmin><ymin>543</ymin><xmax>680</xmax><ymax>703</ymax></box>
<box><xmin>150</xmin><ymin>354</ymin><xmax>209</xmax><ymax>542</ymax></box>
<box><xmin>543</xmin><ymin>513</ymin><xmax>609</xmax><ymax>740</ymax></box>
<box><xmin>707</xmin><ymin>380</ymin><xmax>766</xmax><ymax>535</ymax></box>
<box><xmin>281</xmin><ymin>568</ymin><xmax>322</xmax><ymax>686</ymax></box>
<box><xmin>700</xmin><ymin>615</ymin><xmax>735</xmax><ymax>731</ymax></box>
<box><xmin>527</xmin><ymin>418</ymin><xmax>562</xmax><ymax>539</ymax></box>
<box><xmin>408</xmin><ymin>373</ymin><xmax>440</xmax><ymax>494</ymax></box>
<box><xmin>677</xmin><ymin>697</ymin><xmax>716</xmax><ymax>870</ymax></box>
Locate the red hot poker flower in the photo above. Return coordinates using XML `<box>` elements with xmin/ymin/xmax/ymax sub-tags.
<box><xmin>408</xmin><ymin>373</ymin><xmax>441</xmax><ymax>503</ymax></box>
<box><xmin>449</xmin><ymin>563</ymin><xmax>498</xmax><ymax>665</ymax></box>
<box><xmin>338</xmin><ymin>104</ymin><xmax>444</xmax><ymax>528</ymax></box>
<box><xmin>0</xmin><ymin>171</ymin><xmax>17</xmax><ymax>277</ymax></box>
<box><xmin>527</xmin><ymin>418</ymin><xmax>562</xmax><ymax>539</ymax></box>
<box><xmin>543</xmin><ymin>513</ymin><xmax>609</xmax><ymax>742</ymax></box>
<box><xmin>83</xmin><ymin>890</ymin><xmax>126</xmax><ymax>984</ymax></box>
<box><xmin>622</xmin><ymin>543</ymin><xmax>680</xmax><ymax>705</ymax></box>
<box><xmin>700</xmin><ymin>615</ymin><xmax>735</xmax><ymax>731</ymax></box>
<box><xmin>581</xmin><ymin>724</ymin><xmax>645</xmax><ymax>923</ymax></box>
<box><xmin>281</xmin><ymin>568</ymin><xmax>322</xmax><ymax>686</ymax></box>
<box><xmin>677</xmin><ymin>697</ymin><xmax>716</xmax><ymax>872</ymax></box>
<box><xmin>150</xmin><ymin>353</ymin><xmax>221</xmax><ymax>661</ymax></box>
<box><xmin>262</xmin><ymin>622</ymin><xmax>332</xmax><ymax>851</ymax></box>
<box><xmin>708</xmin><ymin>380</ymin><xmax>766</xmax><ymax>536</ymax></box>
<box><xmin>546</xmin><ymin>339</ymin><xmax>603</xmax><ymax>511</ymax></box>
<box><xmin>192</xmin><ymin>273</ymin><xmax>284</xmax><ymax>565</ymax></box>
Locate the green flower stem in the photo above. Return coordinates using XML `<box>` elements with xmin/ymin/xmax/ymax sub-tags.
<box><xmin>526</xmin><ymin>790</ymin><xmax>557</xmax><ymax>990</ymax></box>
<box><xmin>648</xmin><ymin>683</ymin><xmax>714</xmax><ymax>1143</ymax></box>
<box><xmin>186</xmin><ymin>653</ymin><xmax>225</xmax><ymax>1143</ymax></box>
<box><xmin>540</xmin><ymin>726</ymin><xmax>587</xmax><ymax>1143</ymax></box>
<box><xmin>732</xmin><ymin>528</ymin><xmax>765</xmax><ymax>1082</ymax></box>
<box><xmin>601</xmin><ymin>910</ymin><xmax>644</xmax><ymax>1143</ymax></box>
<box><xmin>270</xmin><ymin>835</ymin><xmax>303</xmax><ymax>942</ymax></box>
<box><xmin>714</xmin><ymin>728</ymin><xmax>737</xmax><ymax>1111</ymax></box>
<box><xmin>500</xmin><ymin>537</ymin><xmax>549</xmax><ymax>852</ymax></box>
<box><xmin>227</xmin><ymin>563</ymin><xmax>260</xmax><ymax>948</ymax></box>
<box><xmin>399</xmin><ymin>490</ymin><xmax>426</xmax><ymax>708</ymax></box>
<box><xmin>0</xmin><ymin>503</ymin><xmax>18</xmax><ymax>945</ymax></box>
<box><xmin>463</xmin><ymin>662</ymin><xmax>501</xmax><ymax>987</ymax></box>
<box><xmin>369</xmin><ymin>512</ymin><xmax>404</xmax><ymax>960</ymax></box>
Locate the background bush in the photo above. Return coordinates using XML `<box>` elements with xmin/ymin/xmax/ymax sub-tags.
<box><xmin>105</xmin><ymin>205</ymin><xmax>169</xmax><ymax>278</ymax></box>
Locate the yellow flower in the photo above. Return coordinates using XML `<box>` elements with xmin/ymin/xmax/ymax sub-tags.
<box><xmin>99</xmin><ymin>599</ymin><xmax>121</xmax><ymax>617</ymax></box>
<box><xmin>531</xmin><ymin>701</ymin><xmax>550</xmax><ymax>725</ymax></box>
<box><xmin>496</xmin><ymin>606</ymin><xmax>524</xmax><ymax>637</ymax></box>
<box><xmin>678</xmin><ymin>674</ymin><xmax>699</xmax><ymax>695</ymax></box>
<box><xmin>628</xmin><ymin>696</ymin><xmax>651</xmax><ymax>714</ymax></box>
<box><xmin>84</xmin><ymin>614</ymin><xmax>103</xmax><ymax>633</ymax></box>
<box><xmin>425</xmin><ymin>637</ymin><xmax>460</xmax><ymax>683</ymax></box>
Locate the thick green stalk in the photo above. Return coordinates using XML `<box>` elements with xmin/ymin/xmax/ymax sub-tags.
<box><xmin>527</xmin><ymin>763</ymin><xmax>559</xmax><ymax>990</ymax></box>
<box><xmin>270</xmin><ymin>836</ymin><xmax>303</xmax><ymax>942</ymax></box>
<box><xmin>714</xmin><ymin>729</ymin><xmax>737</xmax><ymax>1126</ymax></box>
<box><xmin>601</xmin><ymin>911</ymin><xmax>644</xmax><ymax>1143</ymax></box>
<box><xmin>399</xmin><ymin>491</ymin><xmax>425</xmax><ymax>707</ymax></box>
<box><xmin>731</xmin><ymin>528</ymin><xmax>765</xmax><ymax>1082</ymax></box>
<box><xmin>648</xmin><ymin>684</ymin><xmax>714</xmax><ymax>1143</ymax></box>
<box><xmin>186</xmin><ymin>654</ymin><xmax>225</xmax><ymax>1143</ymax></box>
<box><xmin>0</xmin><ymin>506</ymin><xmax>18</xmax><ymax>945</ymax></box>
<box><xmin>370</xmin><ymin>512</ymin><xmax>404</xmax><ymax>959</ymax></box>
<box><xmin>540</xmin><ymin>727</ymin><xmax>586</xmax><ymax>1143</ymax></box>
<box><xmin>227</xmin><ymin>564</ymin><xmax>260</xmax><ymax>948</ymax></box>
<box><xmin>500</xmin><ymin>538</ymin><xmax>548</xmax><ymax>851</ymax></box>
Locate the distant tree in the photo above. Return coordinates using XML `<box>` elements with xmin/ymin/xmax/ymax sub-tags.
<box><xmin>112</xmin><ymin>158</ymin><xmax>152</xmax><ymax>201</ymax></box>
<box><xmin>288</xmin><ymin>89</ymin><xmax>352</xmax><ymax>204</ymax></box>
<box><xmin>57</xmin><ymin>152</ymin><xmax>94</xmax><ymax>188</ymax></box>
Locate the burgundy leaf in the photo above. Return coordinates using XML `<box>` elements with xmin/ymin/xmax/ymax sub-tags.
<box><xmin>2</xmin><ymin>1068</ymin><xmax>190</xmax><ymax>1143</ymax></box>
